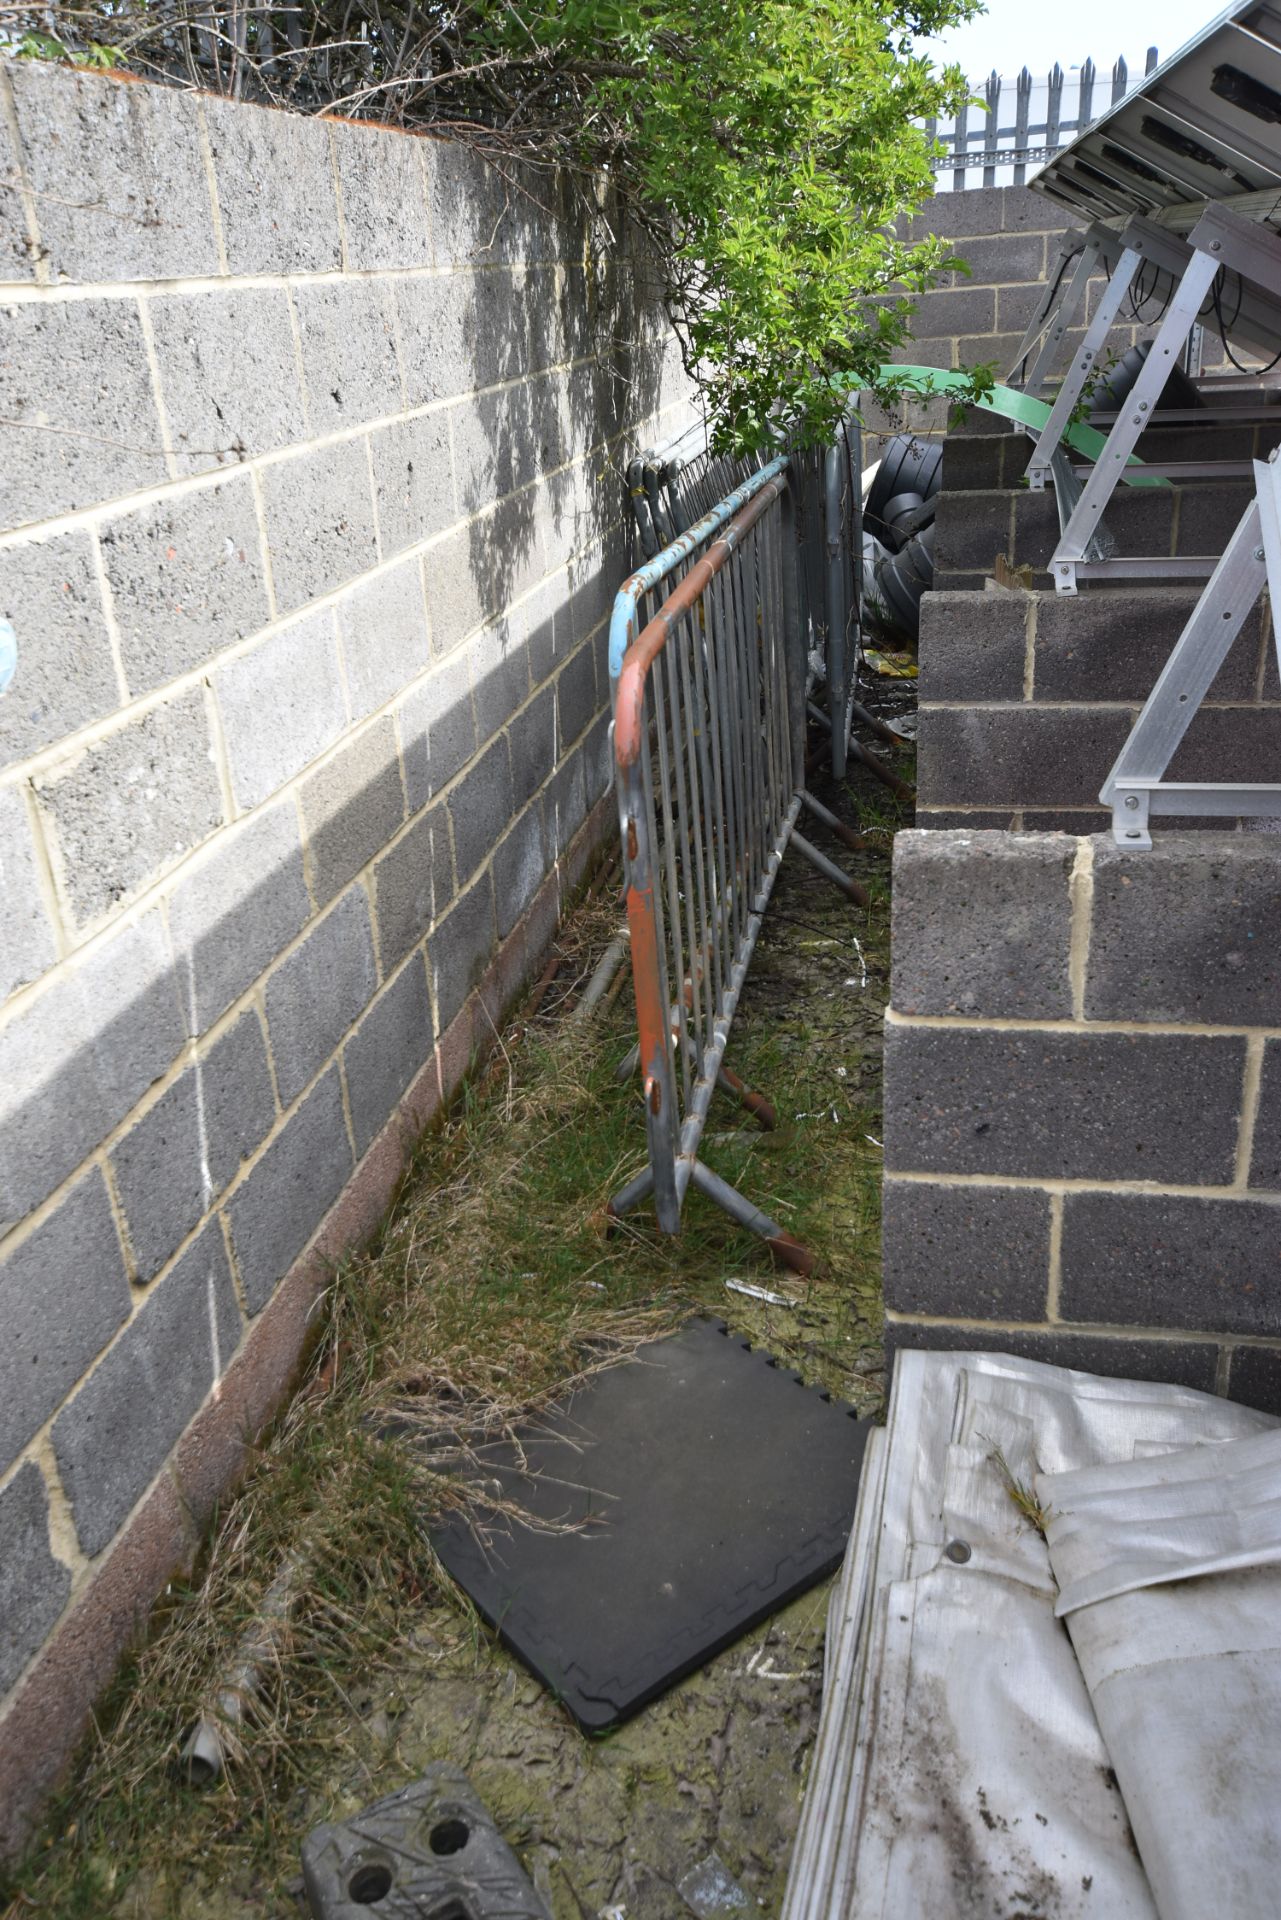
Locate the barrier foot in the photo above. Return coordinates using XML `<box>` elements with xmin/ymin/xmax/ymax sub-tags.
<box><xmin>717</xmin><ymin>1064</ymin><xmax>776</xmax><ymax>1131</ymax></box>
<box><xmin>791</xmin><ymin>828</ymin><xmax>871</xmax><ymax>908</ymax></box>
<box><xmin>607</xmin><ymin>1163</ymin><xmax>655</xmax><ymax>1229</ymax></box>
<box><xmin>800</xmin><ymin>787</ymin><xmax>868</xmax><ymax>853</ymax></box>
<box><xmin>688</xmin><ymin>1159</ymin><xmax>816</xmax><ymax>1275</ymax></box>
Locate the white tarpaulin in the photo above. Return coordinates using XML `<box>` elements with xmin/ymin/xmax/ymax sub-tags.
<box><xmin>783</xmin><ymin>1351</ymin><xmax>1278</xmax><ymax>1920</ymax></box>
<box><xmin>1038</xmin><ymin>1429</ymin><xmax>1281</xmax><ymax>1920</ymax></box>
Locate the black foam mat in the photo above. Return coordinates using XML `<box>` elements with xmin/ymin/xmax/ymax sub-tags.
<box><xmin>426</xmin><ymin>1317</ymin><xmax>873</xmax><ymax>1730</ymax></box>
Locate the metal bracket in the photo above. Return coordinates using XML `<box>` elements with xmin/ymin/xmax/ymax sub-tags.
<box><xmin>1052</xmin><ymin>203</ymin><xmax>1281</xmax><ymax>595</ymax></box>
<box><xmin>1025</xmin><ymin>217</ymin><xmax>1195</xmax><ymax>490</ymax></box>
<box><xmin>1100</xmin><ymin>454</ymin><xmax>1281</xmax><ymax>847</ymax></box>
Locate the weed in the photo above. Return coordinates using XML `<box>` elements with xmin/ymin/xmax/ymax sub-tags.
<box><xmin>3</xmin><ymin>752</ymin><xmax>897</xmax><ymax>1920</ymax></box>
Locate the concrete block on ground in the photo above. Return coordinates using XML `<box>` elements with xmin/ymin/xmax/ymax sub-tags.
<box><xmin>883</xmin><ymin>1022</ymin><xmax>1245</xmax><ymax>1185</ymax></box>
<box><xmin>203</xmin><ymin>95</ymin><xmax>342</xmax><ymax>274</ymax></box>
<box><xmin>226</xmin><ymin>1065</ymin><xmax>353</xmax><ymax>1315</ymax></box>
<box><xmin>0</xmin><ymin>1463</ymin><xmax>71</xmax><ymax>1700</ymax></box>
<box><xmin>259</xmin><ymin>439</ymin><xmax>379</xmax><ymax>616</ymax></box>
<box><xmin>448</xmin><ymin>732</ymin><xmax>513</xmax><ymax>887</ymax></box>
<box><xmin>1166</xmin><ymin>707</ymin><xmax>1281</xmax><ymax>784</ymax></box>
<box><xmin>264</xmin><ymin>886</ymin><xmax>377</xmax><ymax>1107</ymax></box>
<box><xmin>330</xmin><ymin>119</ymin><xmax>431</xmax><ymax>271</ymax></box>
<box><xmin>369</xmin><ymin>412</ymin><xmax>455</xmax><ymax>560</ymax></box>
<box><xmin>52</xmin><ymin>1219</ymin><xmax>241</xmax><ymax>1556</ymax></box>
<box><xmin>214</xmin><ymin>606</ymin><xmax>347</xmax><ymax>811</ymax></box>
<box><xmin>1034</xmin><ymin>588</ymin><xmax>1261</xmax><ymax>702</ymax></box>
<box><xmin>917</xmin><ymin>706</ymin><xmax>1134</xmax><ymax>811</ymax></box>
<box><xmin>8</xmin><ymin>60</ymin><xmax>220</xmax><ymax>284</ymax></box>
<box><xmin>298</xmin><ymin>715</ymin><xmax>406</xmax><ymax>907</ymax></box>
<box><xmin>0</xmin><ymin>1167</ymin><xmax>131</xmax><ymax>1474</ymax></box>
<box><xmin>1228</xmin><ymin>1345</ymin><xmax>1281</xmax><ymax>1416</ymax></box>
<box><xmin>344</xmin><ymin>953</ymin><xmax>434</xmax><ymax>1156</ymax></box>
<box><xmin>470</xmin><ymin>619</ymin><xmax>530</xmax><ymax>744</ymax></box>
<box><xmin>916</xmin><ymin>591</ymin><xmax>1027</xmax><ymax>703</ymax></box>
<box><xmin>371</xmin><ymin>802</ymin><xmax>454</xmax><ymax>973</ymax></box>
<box><xmin>148</xmin><ymin>288</ymin><xmax>309</xmax><ymax>475</ymax></box>
<box><xmin>168</xmin><ymin>802</ymin><xmax>311</xmax><ymax>1035</ymax></box>
<box><xmin>1087</xmin><ymin>835</ymin><xmax>1281</xmax><ymax>1025</ymax></box>
<box><xmin>1249</xmin><ymin>1038</ymin><xmax>1281</xmax><ymax>1190</ymax></box>
<box><xmin>0</xmin><ymin>529</ymin><xmax>120</xmax><ymax>774</ymax></box>
<box><xmin>398</xmin><ymin>652</ymin><xmax>475</xmax><ymax>811</ymax></box>
<box><xmin>34</xmin><ymin>688</ymin><xmax>223</xmax><ymax>931</ymax></box>
<box><xmin>0</xmin><ymin>784</ymin><xmax>56</xmax><ymax>1004</ymax></box>
<box><xmin>938</xmin><ymin>436</ymin><xmax>1007</xmax><ymax>492</ymax></box>
<box><xmin>111</xmin><ymin>1011</ymin><xmax>276</xmax><ymax>1281</ymax></box>
<box><xmin>1174</xmin><ymin>481</ymin><xmax>1256</xmax><ymax>558</ymax></box>
<box><xmin>291</xmin><ymin>279</ymin><xmax>404</xmax><ymax>434</ymax></box>
<box><xmin>932</xmin><ymin>490</ymin><xmax>1014</xmax><ymax>578</ymax></box>
<box><xmin>99</xmin><ymin>475</ymin><xmax>270</xmax><ymax>695</ymax></box>
<box><xmin>1060</xmin><ymin>1191</ymin><xmax>1281</xmax><ymax>1337</ymax></box>
<box><xmin>395</xmin><ymin>267</ymin><xmax>526</xmax><ymax>406</ymax></box>
<box><xmin>0</xmin><ymin>300</ymin><xmax>166</xmax><ymax>531</ymax></box>
<box><xmin>891</xmin><ymin>830</ymin><xmax>1075</xmax><ymax>1019</ymax></box>
<box><xmin>0</xmin><ymin>911</ymin><xmax>183</xmax><ymax>1225</ymax></box>
<box><xmin>881</xmin><ymin>1179</ymin><xmax>1051</xmax><ymax>1321</ymax></box>
<box><xmin>336</xmin><ymin>559</ymin><xmax>431</xmax><ymax>724</ymax></box>
<box><xmin>427</xmin><ymin>870</ymin><xmax>496</xmax><ymax>1034</ymax></box>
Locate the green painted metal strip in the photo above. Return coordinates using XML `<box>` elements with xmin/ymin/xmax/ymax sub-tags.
<box><xmin>882</xmin><ymin>365</ymin><xmax>1170</xmax><ymax>488</ymax></box>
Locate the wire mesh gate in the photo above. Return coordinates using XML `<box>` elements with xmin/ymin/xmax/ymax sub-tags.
<box><xmin>607</xmin><ymin>464</ymin><xmax>865</xmax><ymax>1271</ymax></box>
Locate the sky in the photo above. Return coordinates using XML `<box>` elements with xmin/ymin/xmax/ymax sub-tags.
<box><xmin>914</xmin><ymin>0</ymin><xmax>1233</xmax><ymax>84</ymax></box>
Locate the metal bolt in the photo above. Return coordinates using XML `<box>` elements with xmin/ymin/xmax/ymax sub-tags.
<box><xmin>944</xmin><ymin>1539</ymin><xmax>972</xmax><ymax>1566</ymax></box>
<box><xmin>1138</xmin><ymin>402</ymin><xmax>1149</xmax><ymax>413</ymax></box>
<box><xmin>1256</xmin><ymin>548</ymin><xmax>1266</xmax><ymax>562</ymax></box>
<box><xmin>1124</xmin><ymin>795</ymin><xmax>1140</xmax><ymax>810</ymax></box>
<box><xmin>1210</xmin><ymin>239</ymin><xmax>1222</xmax><ymax>252</ymax></box>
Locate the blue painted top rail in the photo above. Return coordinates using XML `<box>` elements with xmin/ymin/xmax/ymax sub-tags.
<box><xmin>608</xmin><ymin>456</ymin><xmax>790</xmax><ymax>688</ymax></box>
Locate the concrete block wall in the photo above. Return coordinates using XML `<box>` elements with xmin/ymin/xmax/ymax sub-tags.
<box><xmin>917</xmin><ymin>583</ymin><xmax>1281</xmax><ymax>830</ymax></box>
<box><xmin>0</xmin><ymin>57</ymin><xmax>692</xmax><ymax>1851</ymax></box>
<box><xmin>884</xmin><ymin>830</ymin><xmax>1281</xmax><ymax>1411</ymax></box>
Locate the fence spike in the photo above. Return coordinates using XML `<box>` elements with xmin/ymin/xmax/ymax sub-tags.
<box><xmin>1146</xmin><ymin>44</ymin><xmax>1159</xmax><ymax>74</ymax></box>
<box><xmin>1079</xmin><ymin>55</ymin><xmax>1095</xmax><ymax>131</ymax></box>
<box><xmin>1112</xmin><ymin>54</ymin><xmax>1128</xmax><ymax>105</ymax></box>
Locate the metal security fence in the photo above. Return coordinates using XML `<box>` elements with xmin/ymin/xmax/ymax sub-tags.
<box><xmin>926</xmin><ymin>49</ymin><xmax>1158</xmax><ymax>190</ymax></box>
<box><xmin>607</xmin><ymin>465</ymin><xmax>867</xmax><ymax>1269</ymax></box>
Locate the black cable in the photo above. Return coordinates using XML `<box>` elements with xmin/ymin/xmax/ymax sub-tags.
<box><xmin>1212</xmin><ymin>267</ymin><xmax>1281</xmax><ymax>375</ymax></box>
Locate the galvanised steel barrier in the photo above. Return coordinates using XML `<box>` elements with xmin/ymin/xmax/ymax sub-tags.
<box><xmin>606</xmin><ymin>462</ymin><xmax>868</xmax><ymax>1271</ymax></box>
<box><xmin>628</xmin><ymin>414</ymin><xmax>864</xmax><ymax>778</ymax></box>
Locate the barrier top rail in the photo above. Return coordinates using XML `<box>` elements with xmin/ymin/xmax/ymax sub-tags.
<box><xmin>609</xmin><ymin>456</ymin><xmax>790</xmax><ymax>690</ymax></box>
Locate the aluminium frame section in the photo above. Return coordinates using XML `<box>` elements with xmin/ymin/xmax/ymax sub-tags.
<box><xmin>1025</xmin><ymin>216</ymin><xmax>1197</xmax><ymax>488</ymax></box>
<box><xmin>1051</xmin><ymin>202</ymin><xmax>1281</xmax><ymax>594</ymax></box>
<box><xmin>1100</xmin><ymin>452</ymin><xmax>1281</xmax><ymax>849</ymax></box>
<box><xmin>1009</xmin><ymin>225</ymin><xmax>1106</xmax><ymax>396</ymax></box>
